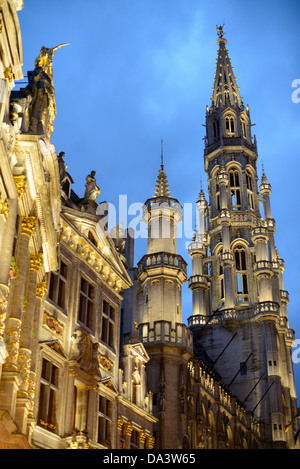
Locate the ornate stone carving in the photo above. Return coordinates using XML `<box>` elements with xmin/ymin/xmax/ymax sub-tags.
<box><xmin>43</xmin><ymin>312</ymin><xmax>64</xmax><ymax>338</ymax></box>
<box><xmin>3</xmin><ymin>318</ymin><xmax>21</xmax><ymax>370</ymax></box>
<box><xmin>70</xmin><ymin>328</ymin><xmax>100</xmax><ymax>376</ymax></box>
<box><xmin>18</xmin><ymin>348</ymin><xmax>31</xmax><ymax>397</ymax></box>
<box><xmin>21</xmin><ymin>217</ymin><xmax>36</xmax><ymax>236</ymax></box>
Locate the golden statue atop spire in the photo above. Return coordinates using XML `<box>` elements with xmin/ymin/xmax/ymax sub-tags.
<box><xmin>216</xmin><ymin>24</ymin><xmax>225</xmax><ymax>38</ymax></box>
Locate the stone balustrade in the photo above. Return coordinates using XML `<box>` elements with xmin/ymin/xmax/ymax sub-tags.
<box><xmin>139</xmin><ymin>320</ymin><xmax>193</xmax><ymax>352</ymax></box>
<box><xmin>137</xmin><ymin>252</ymin><xmax>187</xmax><ymax>275</ymax></box>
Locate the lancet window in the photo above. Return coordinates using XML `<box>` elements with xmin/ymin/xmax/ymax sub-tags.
<box><xmin>234</xmin><ymin>245</ymin><xmax>248</xmax><ymax>302</ymax></box>
<box><xmin>246</xmin><ymin>170</ymin><xmax>255</xmax><ymax>210</ymax></box>
<box><xmin>225</xmin><ymin>114</ymin><xmax>235</xmax><ymax>136</ymax></box>
<box><xmin>229</xmin><ymin>168</ymin><xmax>241</xmax><ymax>210</ymax></box>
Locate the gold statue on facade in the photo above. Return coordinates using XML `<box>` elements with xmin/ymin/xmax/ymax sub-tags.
<box><xmin>34</xmin><ymin>43</ymin><xmax>70</xmax><ymax>84</ymax></box>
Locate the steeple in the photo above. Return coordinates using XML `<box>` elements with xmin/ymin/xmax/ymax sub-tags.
<box><xmin>153</xmin><ymin>140</ymin><xmax>171</xmax><ymax>198</ymax></box>
<box><xmin>212</xmin><ymin>25</ymin><xmax>243</xmax><ymax>110</ymax></box>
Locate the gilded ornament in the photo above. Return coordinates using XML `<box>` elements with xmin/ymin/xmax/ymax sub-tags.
<box><xmin>21</xmin><ymin>216</ymin><xmax>36</xmax><ymax>236</ymax></box>
<box><xmin>13</xmin><ymin>175</ymin><xmax>26</xmax><ymax>197</ymax></box>
<box><xmin>4</xmin><ymin>66</ymin><xmax>13</xmax><ymax>83</ymax></box>
<box><xmin>30</xmin><ymin>253</ymin><xmax>44</xmax><ymax>271</ymax></box>
<box><xmin>36</xmin><ymin>282</ymin><xmax>47</xmax><ymax>299</ymax></box>
<box><xmin>0</xmin><ymin>199</ymin><xmax>8</xmax><ymax>218</ymax></box>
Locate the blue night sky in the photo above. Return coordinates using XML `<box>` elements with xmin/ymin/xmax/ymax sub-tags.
<box><xmin>17</xmin><ymin>1</ymin><xmax>300</xmax><ymax>402</ymax></box>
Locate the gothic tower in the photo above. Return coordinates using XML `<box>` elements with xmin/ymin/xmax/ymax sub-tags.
<box><xmin>188</xmin><ymin>27</ymin><xmax>298</xmax><ymax>448</ymax></box>
<box><xmin>134</xmin><ymin>156</ymin><xmax>193</xmax><ymax>449</ymax></box>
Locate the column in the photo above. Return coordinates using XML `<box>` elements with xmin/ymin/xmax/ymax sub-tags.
<box><xmin>0</xmin><ymin>198</ymin><xmax>18</xmax><ymax>363</ymax></box>
<box><xmin>3</xmin><ymin>216</ymin><xmax>36</xmax><ymax>371</ymax></box>
<box><xmin>18</xmin><ymin>253</ymin><xmax>43</xmax><ymax>397</ymax></box>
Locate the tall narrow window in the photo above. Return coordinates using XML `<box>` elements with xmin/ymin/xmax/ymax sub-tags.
<box><xmin>213</xmin><ymin>118</ymin><xmax>219</xmax><ymax>140</ymax></box>
<box><xmin>234</xmin><ymin>246</ymin><xmax>248</xmax><ymax>302</ymax></box>
<box><xmin>216</xmin><ymin>182</ymin><xmax>220</xmax><ymax>212</ymax></box>
<box><xmin>219</xmin><ymin>255</ymin><xmax>224</xmax><ymax>303</ymax></box>
<box><xmin>78</xmin><ymin>277</ymin><xmax>94</xmax><ymax>331</ymax></box>
<box><xmin>98</xmin><ymin>395</ymin><xmax>112</xmax><ymax>446</ymax></box>
<box><xmin>229</xmin><ymin>168</ymin><xmax>241</xmax><ymax>210</ymax></box>
<box><xmin>246</xmin><ymin>170</ymin><xmax>254</xmax><ymax>210</ymax></box>
<box><xmin>101</xmin><ymin>300</ymin><xmax>115</xmax><ymax>349</ymax></box>
<box><xmin>241</xmin><ymin>118</ymin><xmax>247</xmax><ymax>139</ymax></box>
<box><xmin>48</xmin><ymin>260</ymin><xmax>68</xmax><ymax>310</ymax></box>
<box><xmin>225</xmin><ymin>115</ymin><xmax>235</xmax><ymax>136</ymax></box>
<box><xmin>38</xmin><ymin>358</ymin><xmax>59</xmax><ymax>432</ymax></box>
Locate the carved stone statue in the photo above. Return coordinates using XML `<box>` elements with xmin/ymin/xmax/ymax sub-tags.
<box><xmin>70</xmin><ymin>328</ymin><xmax>100</xmax><ymax>376</ymax></box>
<box><xmin>84</xmin><ymin>171</ymin><xmax>100</xmax><ymax>201</ymax></box>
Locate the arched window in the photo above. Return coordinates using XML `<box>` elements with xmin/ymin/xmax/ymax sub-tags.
<box><xmin>229</xmin><ymin>168</ymin><xmax>241</xmax><ymax>210</ymax></box>
<box><xmin>246</xmin><ymin>170</ymin><xmax>254</xmax><ymax>210</ymax></box>
<box><xmin>219</xmin><ymin>250</ymin><xmax>224</xmax><ymax>304</ymax></box>
<box><xmin>234</xmin><ymin>245</ymin><xmax>248</xmax><ymax>302</ymax></box>
<box><xmin>241</xmin><ymin>118</ymin><xmax>247</xmax><ymax>139</ymax></box>
<box><xmin>213</xmin><ymin>118</ymin><xmax>220</xmax><ymax>140</ymax></box>
<box><xmin>225</xmin><ymin>115</ymin><xmax>235</xmax><ymax>136</ymax></box>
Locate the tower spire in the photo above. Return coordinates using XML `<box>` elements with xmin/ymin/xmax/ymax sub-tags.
<box><xmin>211</xmin><ymin>26</ymin><xmax>243</xmax><ymax>109</ymax></box>
<box><xmin>153</xmin><ymin>141</ymin><xmax>171</xmax><ymax>198</ymax></box>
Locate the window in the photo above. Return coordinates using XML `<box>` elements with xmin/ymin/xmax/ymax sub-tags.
<box><xmin>241</xmin><ymin>118</ymin><xmax>247</xmax><ymax>139</ymax></box>
<box><xmin>240</xmin><ymin>362</ymin><xmax>247</xmax><ymax>375</ymax></box>
<box><xmin>38</xmin><ymin>358</ymin><xmax>59</xmax><ymax>433</ymax></box>
<box><xmin>101</xmin><ymin>300</ymin><xmax>115</xmax><ymax>349</ymax></box>
<box><xmin>98</xmin><ymin>395</ymin><xmax>112</xmax><ymax>446</ymax></box>
<box><xmin>219</xmin><ymin>255</ymin><xmax>224</xmax><ymax>303</ymax></box>
<box><xmin>229</xmin><ymin>168</ymin><xmax>241</xmax><ymax>210</ymax></box>
<box><xmin>234</xmin><ymin>246</ymin><xmax>248</xmax><ymax>302</ymax></box>
<box><xmin>130</xmin><ymin>429</ymin><xmax>140</xmax><ymax>449</ymax></box>
<box><xmin>213</xmin><ymin>118</ymin><xmax>219</xmax><ymax>140</ymax></box>
<box><xmin>216</xmin><ymin>182</ymin><xmax>220</xmax><ymax>211</ymax></box>
<box><xmin>225</xmin><ymin>115</ymin><xmax>235</xmax><ymax>136</ymax></box>
<box><xmin>246</xmin><ymin>171</ymin><xmax>254</xmax><ymax>210</ymax></box>
<box><xmin>120</xmin><ymin>423</ymin><xmax>126</xmax><ymax>449</ymax></box>
<box><xmin>48</xmin><ymin>260</ymin><xmax>68</xmax><ymax>310</ymax></box>
<box><xmin>78</xmin><ymin>277</ymin><xmax>94</xmax><ymax>330</ymax></box>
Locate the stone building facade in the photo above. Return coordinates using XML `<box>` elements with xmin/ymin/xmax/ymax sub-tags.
<box><xmin>0</xmin><ymin>4</ymin><xmax>298</xmax><ymax>451</ymax></box>
<box><xmin>0</xmin><ymin>0</ymin><xmax>156</xmax><ymax>449</ymax></box>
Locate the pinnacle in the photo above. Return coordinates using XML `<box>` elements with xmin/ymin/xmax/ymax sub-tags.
<box><xmin>153</xmin><ymin>166</ymin><xmax>171</xmax><ymax>198</ymax></box>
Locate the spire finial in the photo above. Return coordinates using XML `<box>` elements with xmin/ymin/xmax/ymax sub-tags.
<box><xmin>161</xmin><ymin>139</ymin><xmax>164</xmax><ymax>168</ymax></box>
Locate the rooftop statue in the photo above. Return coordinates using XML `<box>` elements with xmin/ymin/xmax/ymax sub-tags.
<box><xmin>35</xmin><ymin>44</ymin><xmax>70</xmax><ymax>84</ymax></box>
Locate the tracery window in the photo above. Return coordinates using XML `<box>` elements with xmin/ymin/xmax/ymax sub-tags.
<box><xmin>225</xmin><ymin>114</ymin><xmax>235</xmax><ymax>136</ymax></box>
<box><xmin>229</xmin><ymin>168</ymin><xmax>241</xmax><ymax>210</ymax></box>
<box><xmin>234</xmin><ymin>245</ymin><xmax>248</xmax><ymax>302</ymax></box>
